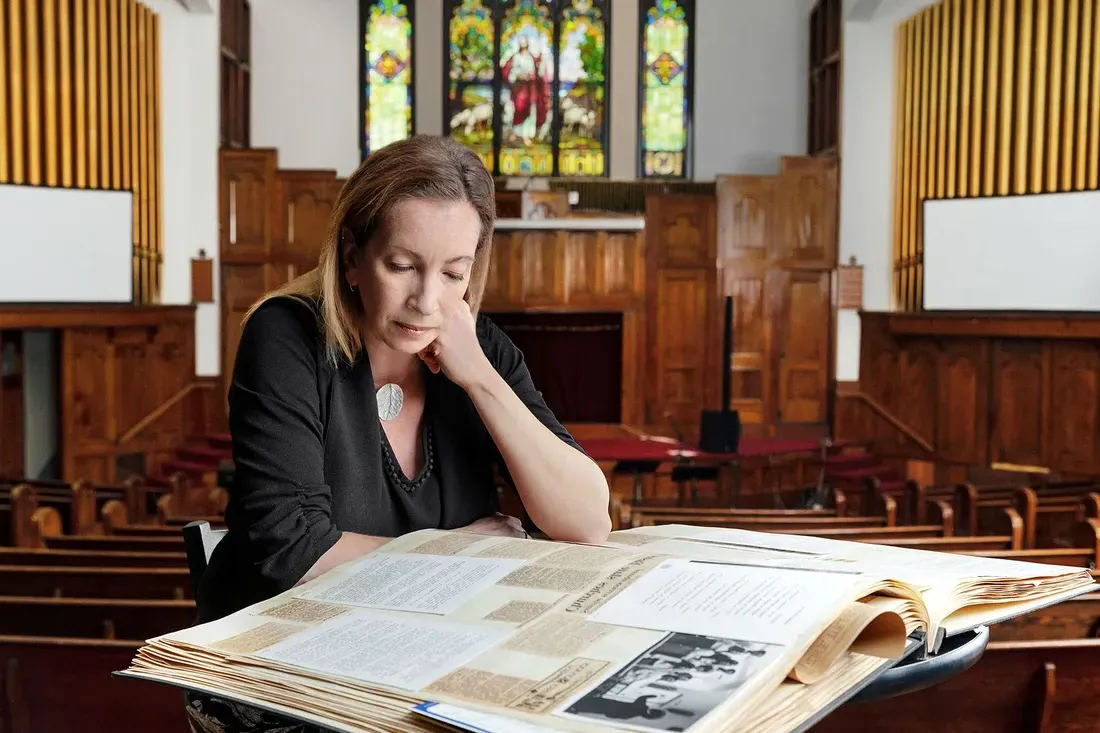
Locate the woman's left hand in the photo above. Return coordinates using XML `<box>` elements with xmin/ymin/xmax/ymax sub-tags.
<box><xmin>419</xmin><ymin>299</ymin><xmax>492</xmax><ymax>391</ymax></box>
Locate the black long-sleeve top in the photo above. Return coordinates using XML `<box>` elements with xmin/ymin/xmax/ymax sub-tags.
<box><xmin>196</xmin><ymin>295</ymin><xmax>581</xmax><ymax>623</ymax></box>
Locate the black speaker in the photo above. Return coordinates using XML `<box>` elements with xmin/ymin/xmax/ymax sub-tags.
<box><xmin>699</xmin><ymin>409</ymin><xmax>741</xmax><ymax>453</ymax></box>
<box><xmin>700</xmin><ymin>295</ymin><xmax>741</xmax><ymax>454</ymax></box>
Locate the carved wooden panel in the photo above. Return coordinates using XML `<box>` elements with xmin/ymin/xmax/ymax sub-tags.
<box><xmin>483</xmin><ymin>233</ymin><xmax>517</xmax><ymax>306</ymax></box>
<box><xmin>601</xmin><ymin>233</ymin><xmax>645</xmax><ymax>300</ymax></box>
<box><xmin>275</xmin><ymin>170</ymin><xmax>338</xmax><ymax>268</ymax></box>
<box><xmin>219</xmin><ymin>149</ymin><xmax>276</xmax><ymax>261</ymax></box>
<box><xmin>222</xmin><ymin>264</ymin><xmax>278</xmax><ymax>384</ymax></box>
<box><xmin>482</xmin><ymin>231</ymin><xmax>645</xmax><ymax>312</ymax></box>
<box><xmin>519</xmin><ymin>232</ymin><xmax>564</xmax><ymax>306</ymax></box>
<box><xmin>895</xmin><ymin>339</ymin><xmax>938</xmax><ymax>449</ymax></box>
<box><xmin>654</xmin><ymin>270</ymin><xmax>712</xmax><ymax>427</ymax></box>
<box><xmin>649</xmin><ymin>195</ymin><xmax>715</xmax><ymax>268</ymax></box>
<box><xmin>936</xmin><ymin>340</ymin><xmax>988</xmax><ymax>464</ymax></box>
<box><xmin>723</xmin><ymin>269</ymin><xmax>767</xmax><ymax>425</ymax></box>
<box><xmin>990</xmin><ymin>341</ymin><xmax>1048</xmax><ymax>467</ymax></box>
<box><xmin>1049</xmin><ymin>343</ymin><xmax>1100</xmax><ymax>473</ymax></box>
<box><xmin>45</xmin><ymin>308</ymin><xmax>197</xmax><ymax>482</ymax></box>
<box><xmin>773</xmin><ymin>270</ymin><xmax>830</xmax><ymax>424</ymax></box>
<box><xmin>778</xmin><ymin>156</ymin><xmax>837</xmax><ymax>266</ymax></box>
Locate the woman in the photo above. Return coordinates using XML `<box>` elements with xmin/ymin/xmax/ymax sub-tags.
<box><xmin>185</xmin><ymin>135</ymin><xmax>610</xmax><ymax>733</ymax></box>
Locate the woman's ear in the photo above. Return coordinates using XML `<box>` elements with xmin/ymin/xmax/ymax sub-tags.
<box><xmin>340</xmin><ymin>227</ymin><xmax>359</xmax><ymax>283</ymax></box>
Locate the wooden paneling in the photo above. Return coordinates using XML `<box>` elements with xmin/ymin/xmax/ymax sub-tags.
<box><xmin>220</xmin><ymin>0</ymin><xmax>251</xmax><ymax>149</ymax></box>
<box><xmin>0</xmin><ymin>0</ymin><xmax>163</xmax><ymax>304</ymax></box>
<box><xmin>0</xmin><ymin>332</ymin><xmax>25</xmax><ymax>478</ymax></box>
<box><xmin>716</xmin><ymin>156</ymin><xmax>837</xmax><ymax>436</ymax></box>
<box><xmin>0</xmin><ymin>305</ymin><xmax>195</xmax><ymax>483</ymax></box>
<box><xmin>857</xmin><ymin>311</ymin><xmax>1100</xmax><ymax>475</ymax></box>
<box><xmin>894</xmin><ymin>0</ymin><xmax>1100</xmax><ymax>311</ymax></box>
<box><xmin>646</xmin><ymin>194</ymin><xmax>719</xmax><ymax>429</ymax></box>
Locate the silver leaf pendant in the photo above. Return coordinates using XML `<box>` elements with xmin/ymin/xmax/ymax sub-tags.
<box><xmin>376</xmin><ymin>383</ymin><xmax>404</xmax><ymax>422</ymax></box>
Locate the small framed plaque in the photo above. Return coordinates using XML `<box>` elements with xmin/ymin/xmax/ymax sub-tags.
<box><xmin>837</xmin><ymin>256</ymin><xmax>863</xmax><ymax>310</ymax></box>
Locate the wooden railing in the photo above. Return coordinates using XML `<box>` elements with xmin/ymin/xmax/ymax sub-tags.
<box><xmin>117</xmin><ymin>381</ymin><xmax>216</xmax><ymax>446</ymax></box>
<box><xmin>850</xmin><ymin>390</ymin><xmax>935</xmax><ymax>455</ymax></box>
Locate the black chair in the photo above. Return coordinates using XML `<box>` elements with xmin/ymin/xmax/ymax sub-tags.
<box><xmin>670</xmin><ymin>463</ymin><xmax>719</xmax><ymax>505</ymax></box>
<box><xmin>611</xmin><ymin>460</ymin><xmax>661</xmax><ymax>504</ymax></box>
<box><xmin>182</xmin><ymin>520</ymin><xmax>227</xmax><ymax>597</ymax></box>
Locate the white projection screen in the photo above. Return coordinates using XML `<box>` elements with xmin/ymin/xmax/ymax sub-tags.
<box><xmin>0</xmin><ymin>184</ymin><xmax>134</xmax><ymax>303</ymax></box>
<box><xmin>923</xmin><ymin>189</ymin><xmax>1100</xmax><ymax>311</ymax></box>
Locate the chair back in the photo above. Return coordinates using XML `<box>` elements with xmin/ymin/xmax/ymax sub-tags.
<box><xmin>182</xmin><ymin>520</ymin><xmax>227</xmax><ymax>596</ymax></box>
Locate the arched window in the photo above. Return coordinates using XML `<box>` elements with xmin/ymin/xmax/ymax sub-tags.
<box><xmin>638</xmin><ymin>0</ymin><xmax>694</xmax><ymax>178</ymax></box>
<box><xmin>445</xmin><ymin>0</ymin><xmax>609</xmax><ymax>177</ymax></box>
<box><xmin>360</xmin><ymin>0</ymin><xmax>415</xmax><ymax>157</ymax></box>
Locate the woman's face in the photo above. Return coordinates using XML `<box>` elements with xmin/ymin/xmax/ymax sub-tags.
<box><xmin>346</xmin><ymin>198</ymin><xmax>481</xmax><ymax>355</ymax></box>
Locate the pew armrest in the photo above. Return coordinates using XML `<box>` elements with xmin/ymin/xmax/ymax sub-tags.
<box><xmin>847</xmin><ymin>625</ymin><xmax>990</xmax><ymax>705</ymax></box>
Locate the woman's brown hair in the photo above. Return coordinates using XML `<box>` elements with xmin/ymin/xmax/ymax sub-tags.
<box><xmin>245</xmin><ymin>135</ymin><xmax>496</xmax><ymax>364</ymax></box>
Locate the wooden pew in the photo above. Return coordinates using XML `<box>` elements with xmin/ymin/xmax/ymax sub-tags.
<box><xmin>44</xmin><ymin>535</ymin><xmax>185</xmax><ymax>553</ymax></box>
<box><xmin>0</xmin><ymin>596</ymin><xmax>195</xmax><ymax>639</ymax></box>
<box><xmin>0</xmin><ymin>547</ymin><xmax>187</xmax><ymax>567</ymax></box>
<box><xmin>0</xmin><ymin>566</ymin><xmax>192</xmax><ymax>600</ymax></box>
<box><xmin>0</xmin><ymin>635</ymin><xmax>189</xmax><ymax>732</ymax></box>
<box><xmin>989</xmin><ymin>593</ymin><xmax>1100</xmax><ymax>642</ymax></box>
<box><xmin>815</xmin><ymin>639</ymin><xmax>1100</xmax><ymax>732</ymax></box>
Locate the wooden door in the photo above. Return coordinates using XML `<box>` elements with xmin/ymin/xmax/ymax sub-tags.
<box><xmin>716</xmin><ymin>157</ymin><xmax>836</xmax><ymax>435</ymax></box>
<box><xmin>645</xmin><ymin>195</ymin><xmax>719</xmax><ymax>431</ymax></box>
<box><xmin>716</xmin><ymin>176</ymin><xmax>773</xmax><ymax>427</ymax></box>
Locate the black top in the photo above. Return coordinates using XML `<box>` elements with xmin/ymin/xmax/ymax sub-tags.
<box><xmin>196</xmin><ymin>296</ymin><xmax>581</xmax><ymax>623</ymax></box>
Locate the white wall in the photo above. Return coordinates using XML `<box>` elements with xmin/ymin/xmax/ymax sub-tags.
<box><xmin>835</xmin><ymin>10</ymin><xmax>897</xmax><ymax>382</ymax></box>
<box><xmin>145</xmin><ymin>0</ymin><xmax>221</xmax><ymax>376</ymax></box>
<box><xmin>250</xmin><ymin>0</ymin><xmax>810</xmax><ymax>181</ymax></box>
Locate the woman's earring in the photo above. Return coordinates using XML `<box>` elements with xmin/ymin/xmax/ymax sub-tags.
<box><xmin>349</xmin><ymin>283</ymin><xmax>358</xmax><ymax>293</ymax></box>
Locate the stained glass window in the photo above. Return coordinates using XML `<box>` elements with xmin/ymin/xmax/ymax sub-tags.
<box><xmin>639</xmin><ymin>0</ymin><xmax>694</xmax><ymax>178</ymax></box>
<box><xmin>445</xmin><ymin>0</ymin><xmax>609</xmax><ymax>177</ymax></box>
<box><xmin>361</xmin><ymin>0</ymin><xmax>414</xmax><ymax>157</ymax></box>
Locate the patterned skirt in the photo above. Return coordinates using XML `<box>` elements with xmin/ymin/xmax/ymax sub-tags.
<box><xmin>184</xmin><ymin>692</ymin><xmax>329</xmax><ymax>733</ymax></box>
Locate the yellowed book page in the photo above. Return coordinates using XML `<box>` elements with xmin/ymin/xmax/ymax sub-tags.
<box><xmin>789</xmin><ymin>597</ymin><xmax>909</xmax><ymax>684</ymax></box>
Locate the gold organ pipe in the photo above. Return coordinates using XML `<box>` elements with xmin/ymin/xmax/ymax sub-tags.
<box><xmin>947</xmin><ymin>0</ymin><xmax>961</xmax><ymax>197</ymax></box>
<box><xmin>1062</xmin><ymin>0</ymin><xmax>1080</xmax><ymax>191</ymax></box>
<box><xmin>1033</xmin><ymin>0</ymin><xmax>1051</xmax><ymax>192</ymax></box>
<box><xmin>928</xmin><ymin>6</ymin><xmax>941</xmax><ymax>202</ymax></box>
<box><xmin>1076</xmin><ymin>0</ymin><xmax>1093</xmax><ymax>190</ymax></box>
<box><xmin>970</xmin><ymin>0</ymin><xmax>986</xmax><ymax>196</ymax></box>
<box><xmin>111</xmin><ymin>0</ymin><xmax>122</xmax><ymax>189</ymax></box>
<box><xmin>130</xmin><ymin>2</ymin><xmax>140</xmax><ymax>241</ymax></box>
<box><xmin>76</xmin><ymin>0</ymin><xmax>88</xmax><ymax>187</ymax></box>
<box><xmin>983</xmin><ymin>0</ymin><xmax>1001</xmax><ymax>196</ymax></box>
<box><xmin>99</xmin><ymin>0</ymin><xmax>110</xmax><ymax>187</ymax></box>
<box><xmin>1090</xmin><ymin>0</ymin><xmax>1100</xmax><ymax>188</ymax></box>
<box><xmin>121</xmin><ymin>0</ymin><xmax>132</xmax><ymax>189</ymax></box>
<box><xmin>937</xmin><ymin>3</ymin><xmax>950</xmax><ymax>198</ymax></box>
<box><xmin>44</xmin><ymin>0</ymin><xmax>59</xmax><ymax>187</ymax></box>
<box><xmin>959</xmin><ymin>0</ymin><xmax>974</xmax><ymax>197</ymax></box>
<box><xmin>915</xmin><ymin>12</ymin><xmax>930</xmax><ymax>310</ymax></box>
<box><xmin>149</xmin><ymin>10</ymin><xmax>160</xmax><ymax>302</ymax></box>
<box><xmin>997</xmin><ymin>0</ymin><xmax>1016</xmax><ymax>195</ymax></box>
<box><xmin>26</xmin><ymin>0</ymin><xmax>41</xmax><ymax>185</ymax></box>
<box><xmin>1015</xmin><ymin>0</ymin><xmax>1033</xmax><ymax>195</ymax></box>
<box><xmin>1048</xmin><ymin>0</ymin><xmax>1065</xmax><ymax>191</ymax></box>
<box><xmin>60</xmin><ymin>0</ymin><xmax>73</xmax><ymax>187</ymax></box>
<box><xmin>9</xmin><ymin>0</ymin><xmax>23</xmax><ymax>184</ymax></box>
<box><xmin>88</xmin><ymin>0</ymin><xmax>100</xmax><ymax>188</ymax></box>
<box><xmin>0</xmin><ymin>0</ymin><xmax>8</xmax><ymax>182</ymax></box>
<box><xmin>140</xmin><ymin>4</ymin><xmax>150</xmax><ymax>301</ymax></box>
<box><xmin>895</xmin><ymin>23</ymin><xmax>911</xmax><ymax>307</ymax></box>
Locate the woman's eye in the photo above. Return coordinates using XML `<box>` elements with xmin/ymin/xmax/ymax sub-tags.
<box><xmin>388</xmin><ymin>263</ymin><xmax>413</xmax><ymax>273</ymax></box>
<box><xmin>445</xmin><ymin>272</ymin><xmax>466</xmax><ymax>282</ymax></box>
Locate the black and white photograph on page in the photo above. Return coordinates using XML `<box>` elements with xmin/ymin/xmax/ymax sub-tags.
<box><xmin>560</xmin><ymin>632</ymin><xmax>783</xmax><ymax>732</ymax></box>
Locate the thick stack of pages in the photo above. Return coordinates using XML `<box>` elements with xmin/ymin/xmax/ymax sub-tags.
<box><xmin>117</xmin><ymin>526</ymin><xmax>1096</xmax><ymax>733</ymax></box>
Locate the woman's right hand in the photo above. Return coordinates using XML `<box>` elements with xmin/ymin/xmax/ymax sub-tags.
<box><xmin>457</xmin><ymin>513</ymin><xmax>528</xmax><ymax>538</ymax></box>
